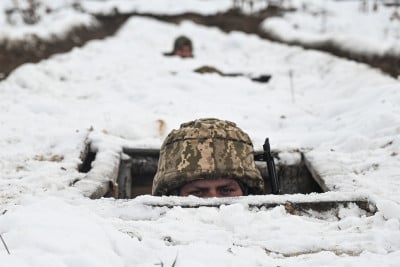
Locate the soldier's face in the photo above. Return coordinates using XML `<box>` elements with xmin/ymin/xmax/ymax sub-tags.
<box><xmin>175</xmin><ymin>45</ymin><xmax>192</xmax><ymax>58</ymax></box>
<box><xmin>179</xmin><ymin>178</ymin><xmax>243</xmax><ymax>198</ymax></box>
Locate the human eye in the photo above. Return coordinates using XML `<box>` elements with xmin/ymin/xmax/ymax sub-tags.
<box><xmin>188</xmin><ymin>189</ymin><xmax>204</xmax><ymax>197</ymax></box>
<box><xmin>219</xmin><ymin>186</ymin><xmax>235</xmax><ymax>196</ymax></box>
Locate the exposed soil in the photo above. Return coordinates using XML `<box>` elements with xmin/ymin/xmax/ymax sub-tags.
<box><xmin>135</xmin><ymin>7</ymin><xmax>285</xmax><ymax>34</ymax></box>
<box><xmin>1</xmin><ymin>6</ymin><xmax>399</xmax><ymax>81</ymax></box>
<box><xmin>0</xmin><ymin>15</ymin><xmax>128</xmax><ymax>80</ymax></box>
<box><xmin>260</xmin><ymin>31</ymin><xmax>400</xmax><ymax>78</ymax></box>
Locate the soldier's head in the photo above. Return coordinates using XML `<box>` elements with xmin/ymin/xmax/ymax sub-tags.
<box><xmin>152</xmin><ymin>118</ymin><xmax>264</xmax><ymax>197</ymax></box>
<box><xmin>171</xmin><ymin>35</ymin><xmax>193</xmax><ymax>58</ymax></box>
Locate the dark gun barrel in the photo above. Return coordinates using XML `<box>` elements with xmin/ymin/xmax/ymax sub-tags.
<box><xmin>263</xmin><ymin>138</ymin><xmax>281</xmax><ymax>194</ymax></box>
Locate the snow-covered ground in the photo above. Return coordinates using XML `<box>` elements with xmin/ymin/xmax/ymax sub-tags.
<box><xmin>80</xmin><ymin>0</ymin><xmax>233</xmax><ymax>15</ymax></box>
<box><xmin>1</xmin><ymin>1</ymin><xmax>400</xmax><ymax>266</ymax></box>
<box><xmin>0</xmin><ymin>0</ymin><xmax>232</xmax><ymax>40</ymax></box>
<box><xmin>262</xmin><ymin>0</ymin><xmax>400</xmax><ymax>56</ymax></box>
<box><xmin>2</xmin><ymin>0</ymin><xmax>400</xmax><ymax>57</ymax></box>
<box><xmin>0</xmin><ymin>0</ymin><xmax>96</xmax><ymax>40</ymax></box>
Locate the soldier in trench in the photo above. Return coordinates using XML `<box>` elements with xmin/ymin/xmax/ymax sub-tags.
<box><xmin>152</xmin><ymin>118</ymin><xmax>265</xmax><ymax>197</ymax></box>
<box><xmin>164</xmin><ymin>35</ymin><xmax>271</xmax><ymax>83</ymax></box>
<box><xmin>163</xmin><ymin>35</ymin><xmax>194</xmax><ymax>58</ymax></box>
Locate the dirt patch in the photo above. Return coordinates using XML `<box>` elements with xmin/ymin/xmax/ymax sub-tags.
<box><xmin>136</xmin><ymin>7</ymin><xmax>285</xmax><ymax>34</ymax></box>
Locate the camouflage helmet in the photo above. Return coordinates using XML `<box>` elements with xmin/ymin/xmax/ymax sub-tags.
<box><xmin>173</xmin><ymin>35</ymin><xmax>193</xmax><ymax>53</ymax></box>
<box><xmin>152</xmin><ymin>118</ymin><xmax>264</xmax><ymax>196</ymax></box>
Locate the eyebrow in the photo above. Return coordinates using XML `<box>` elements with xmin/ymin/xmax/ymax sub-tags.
<box><xmin>191</xmin><ymin>186</ymin><xmax>209</xmax><ymax>190</ymax></box>
<box><xmin>192</xmin><ymin>184</ymin><xmax>234</xmax><ymax>190</ymax></box>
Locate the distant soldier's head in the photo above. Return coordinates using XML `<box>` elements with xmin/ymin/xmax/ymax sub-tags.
<box><xmin>166</xmin><ymin>35</ymin><xmax>193</xmax><ymax>58</ymax></box>
<box><xmin>152</xmin><ymin>118</ymin><xmax>264</xmax><ymax>197</ymax></box>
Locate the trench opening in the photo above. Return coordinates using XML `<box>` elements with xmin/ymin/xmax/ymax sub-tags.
<box><xmin>78</xmin><ymin>143</ymin><xmax>96</xmax><ymax>173</ymax></box>
<box><xmin>115</xmin><ymin>148</ymin><xmax>323</xmax><ymax>199</ymax></box>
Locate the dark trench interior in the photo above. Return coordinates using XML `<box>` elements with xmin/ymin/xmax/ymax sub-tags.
<box><xmin>115</xmin><ymin>148</ymin><xmax>323</xmax><ymax>199</ymax></box>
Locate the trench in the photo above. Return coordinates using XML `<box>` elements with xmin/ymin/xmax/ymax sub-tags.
<box><xmin>136</xmin><ymin>7</ymin><xmax>400</xmax><ymax>78</ymax></box>
<box><xmin>1</xmin><ymin>5</ymin><xmax>399</xmax><ymax>81</ymax></box>
<box><xmin>115</xmin><ymin>148</ymin><xmax>323</xmax><ymax>199</ymax></box>
<box><xmin>75</xmin><ymin>145</ymin><xmax>377</xmax><ymax>214</ymax></box>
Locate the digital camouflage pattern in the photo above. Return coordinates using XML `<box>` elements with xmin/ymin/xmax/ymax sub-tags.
<box><xmin>152</xmin><ymin>118</ymin><xmax>264</xmax><ymax>196</ymax></box>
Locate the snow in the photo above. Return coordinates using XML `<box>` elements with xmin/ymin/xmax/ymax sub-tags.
<box><xmin>1</xmin><ymin>195</ymin><xmax>400</xmax><ymax>266</ymax></box>
<box><xmin>1</xmin><ymin>0</ymin><xmax>400</xmax><ymax>266</ymax></box>
<box><xmin>0</xmin><ymin>0</ymin><xmax>232</xmax><ymax>40</ymax></box>
<box><xmin>261</xmin><ymin>0</ymin><xmax>400</xmax><ymax>57</ymax></box>
<box><xmin>80</xmin><ymin>0</ymin><xmax>233</xmax><ymax>15</ymax></box>
<box><xmin>0</xmin><ymin>0</ymin><xmax>97</xmax><ymax>40</ymax></box>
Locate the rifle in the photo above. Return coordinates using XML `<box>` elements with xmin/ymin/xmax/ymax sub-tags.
<box><xmin>263</xmin><ymin>138</ymin><xmax>281</xmax><ymax>194</ymax></box>
<box><xmin>193</xmin><ymin>65</ymin><xmax>272</xmax><ymax>83</ymax></box>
